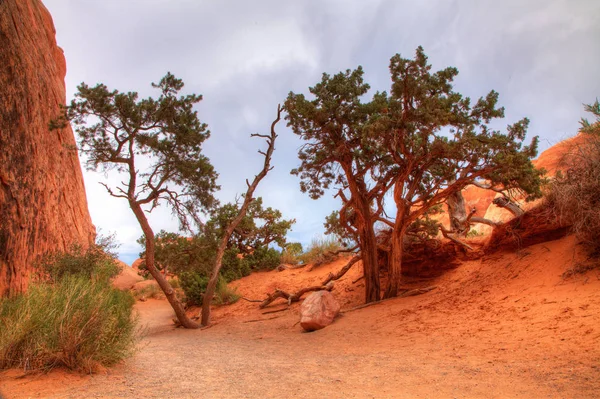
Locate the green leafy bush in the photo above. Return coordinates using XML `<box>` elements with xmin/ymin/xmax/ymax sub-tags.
<box><xmin>179</xmin><ymin>271</ymin><xmax>209</xmax><ymax>305</ymax></box>
<box><xmin>242</xmin><ymin>247</ymin><xmax>281</xmax><ymax>271</ymax></box>
<box><xmin>37</xmin><ymin>243</ymin><xmax>119</xmax><ymax>284</ymax></box>
<box><xmin>219</xmin><ymin>248</ymin><xmax>251</xmax><ymax>282</ymax></box>
<box><xmin>179</xmin><ymin>273</ymin><xmax>239</xmax><ymax>306</ymax></box>
<box><xmin>0</xmin><ymin>276</ymin><xmax>136</xmax><ymax>373</ymax></box>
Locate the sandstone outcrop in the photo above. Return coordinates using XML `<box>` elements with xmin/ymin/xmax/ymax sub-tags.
<box><xmin>112</xmin><ymin>260</ymin><xmax>144</xmax><ymax>291</ymax></box>
<box><xmin>0</xmin><ymin>0</ymin><xmax>95</xmax><ymax>296</ymax></box>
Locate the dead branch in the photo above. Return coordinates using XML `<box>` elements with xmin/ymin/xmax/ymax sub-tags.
<box><xmin>470</xmin><ymin>216</ymin><xmax>499</xmax><ymax>227</ymax></box>
<box><xmin>440</xmin><ymin>226</ymin><xmax>474</xmax><ymax>251</ymax></box>
<box><xmin>492</xmin><ymin>196</ymin><xmax>524</xmax><ymax>217</ymax></box>
<box><xmin>241</xmin><ymin>297</ymin><xmax>263</xmax><ymax>303</ymax></box>
<box><xmin>243</xmin><ymin>315</ymin><xmax>284</xmax><ymax>323</ymax></box>
<box><xmin>352</xmin><ymin>275</ymin><xmax>364</xmax><ymax>284</ymax></box>
<box><xmin>321</xmin><ymin>255</ymin><xmax>361</xmax><ymax>285</ymax></box>
<box><xmin>201</xmin><ymin>104</ymin><xmax>281</xmax><ymax>326</ymax></box>
<box><xmin>259</xmin><ymin>281</ymin><xmax>334</xmax><ymax>309</ymax></box>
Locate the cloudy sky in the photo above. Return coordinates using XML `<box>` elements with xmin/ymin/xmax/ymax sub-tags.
<box><xmin>43</xmin><ymin>0</ymin><xmax>600</xmax><ymax>264</ymax></box>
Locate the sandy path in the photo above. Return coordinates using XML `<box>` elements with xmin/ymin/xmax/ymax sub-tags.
<box><xmin>1</xmin><ymin>237</ymin><xmax>599</xmax><ymax>398</ymax></box>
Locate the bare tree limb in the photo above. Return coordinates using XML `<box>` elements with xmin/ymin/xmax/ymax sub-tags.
<box><xmin>201</xmin><ymin>104</ymin><xmax>281</xmax><ymax>326</ymax></box>
<box><xmin>440</xmin><ymin>225</ymin><xmax>474</xmax><ymax>251</ymax></box>
<box><xmin>260</xmin><ymin>281</ymin><xmax>334</xmax><ymax>309</ymax></box>
<box><xmin>321</xmin><ymin>255</ymin><xmax>361</xmax><ymax>285</ymax></box>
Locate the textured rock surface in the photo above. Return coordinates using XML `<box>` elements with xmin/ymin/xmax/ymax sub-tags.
<box><xmin>300</xmin><ymin>291</ymin><xmax>341</xmax><ymax>332</ymax></box>
<box><xmin>0</xmin><ymin>0</ymin><xmax>95</xmax><ymax>296</ymax></box>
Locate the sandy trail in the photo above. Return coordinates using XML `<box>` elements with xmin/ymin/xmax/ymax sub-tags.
<box><xmin>1</xmin><ymin>236</ymin><xmax>599</xmax><ymax>398</ymax></box>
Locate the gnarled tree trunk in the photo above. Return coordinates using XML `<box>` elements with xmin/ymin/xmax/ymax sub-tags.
<box><xmin>0</xmin><ymin>0</ymin><xmax>95</xmax><ymax>296</ymax></box>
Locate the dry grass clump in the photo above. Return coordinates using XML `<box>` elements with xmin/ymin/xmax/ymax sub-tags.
<box><xmin>299</xmin><ymin>236</ymin><xmax>343</xmax><ymax>266</ymax></box>
<box><xmin>546</xmin><ymin>101</ymin><xmax>600</xmax><ymax>256</ymax></box>
<box><xmin>0</xmin><ymin>276</ymin><xmax>136</xmax><ymax>373</ymax></box>
<box><xmin>0</xmin><ymin>244</ymin><xmax>137</xmax><ymax>373</ymax></box>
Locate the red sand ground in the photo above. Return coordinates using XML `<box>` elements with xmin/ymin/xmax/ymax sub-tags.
<box><xmin>1</xmin><ymin>234</ymin><xmax>599</xmax><ymax>398</ymax></box>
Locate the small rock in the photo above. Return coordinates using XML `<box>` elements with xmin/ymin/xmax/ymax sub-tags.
<box><xmin>300</xmin><ymin>290</ymin><xmax>340</xmax><ymax>332</ymax></box>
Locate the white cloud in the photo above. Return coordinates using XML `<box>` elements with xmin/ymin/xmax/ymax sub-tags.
<box><xmin>42</xmin><ymin>0</ymin><xmax>600</xmax><ymax>263</ymax></box>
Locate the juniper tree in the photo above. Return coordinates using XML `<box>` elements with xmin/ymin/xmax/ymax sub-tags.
<box><xmin>204</xmin><ymin>197</ymin><xmax>295</xmax><ymax>255</ymax></box>
<box><xmin>55</xmin><ymin>73</ymin><xmax>218</xmax><ymax>328</ymax></box>
<box><xmin>285</xmin><ymin>47</ymin><xmax>543</xmax><ymax>303</ymax></box>
<box><xmin>285</xmin><ymin>69</ymin><xmax>387</xmax><ymax>303</ymax></box>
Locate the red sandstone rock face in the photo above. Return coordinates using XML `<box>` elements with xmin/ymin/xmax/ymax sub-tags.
<box><xmin>0</xmin><ymin>0</ymin><xmax>95</xmax><ymax>296</ymax></box>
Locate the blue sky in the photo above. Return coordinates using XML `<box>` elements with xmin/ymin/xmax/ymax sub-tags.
<box><xmin>43</xmin><ymin>0</ymin><xmax>600</xmax><ymax>264</ymax></box>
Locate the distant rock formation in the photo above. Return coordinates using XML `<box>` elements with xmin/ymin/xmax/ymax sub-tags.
<box><xmin>0</xmin><ymin>0</ymin><xmax>95</xmax><ymax>296</ymax></box>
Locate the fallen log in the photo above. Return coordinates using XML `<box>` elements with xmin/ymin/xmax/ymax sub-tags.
<box><xmin>259</xmin><ymin>281</ymin><xmax>334</xmax><ymax>309</ymax></box>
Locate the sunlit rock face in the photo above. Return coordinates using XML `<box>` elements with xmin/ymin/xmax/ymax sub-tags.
<box><xmin>0</xmin><ymin>0</ymin><xmax>95</xmax><ymax>296</ymax></box>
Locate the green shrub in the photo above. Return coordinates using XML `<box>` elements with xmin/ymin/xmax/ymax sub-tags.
<box><xmin>37</xmin><ymin>243</ymin><xmax>119</xmax><ymax>284</ymax></box>
<box><xmin>0</xmin><ymin>276</ymin><xmax>136</xmax><ymax>373</ymax></box>
<box><xmin>220</xmin><ymin>248</ymin><xmax>251</xmax><ymax>282</ymax></box>
<box><xmin>213</xmin><ymin>278</ymin><xmax>240</xmax><ymax>305</ymax></box>
<box><xmin>242</xmin><ymin>247</ymin><xmax>281</xmax><ymax>271</ymax></box>
<box><xmin>133</xmin><ymin>283</ymin><xmax>165</xmax><ymax>300</ymax></box>
<box><xmin>280</xmin><ymin>242</ymin><xmax>303</xmax><ymax>265</ymax></box>
<box><xmin>299</xmin><ymin>236</ymin><xmax>342</xmax><ymax>265</ymax></box>
<box><xmin>179</xmin><ymin>273</ymin><xmax>240</xmax><ymax>306</ymax></box>
<box><xmin>179</xmin><ymin>271</ymin><xmax>209</xmax><ymax>306</ymax></box>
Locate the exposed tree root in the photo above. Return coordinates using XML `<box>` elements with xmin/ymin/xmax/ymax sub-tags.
<box><xmin>352</xmin><ymin>275</ymin><xmax>364</xmax><ymax>284</ymax></box>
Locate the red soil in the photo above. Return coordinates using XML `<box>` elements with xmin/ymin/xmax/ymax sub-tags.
<box><xmin>1</xmin><ymin>235</ymin><xmax>599</xmax><ymax>398</ymax></box>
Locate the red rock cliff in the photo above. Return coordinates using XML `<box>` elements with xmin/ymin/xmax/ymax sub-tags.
<box><xmin>0</xmin><ymin>0</ymin><xmax>95</xmax><ymax>296</ymax></box>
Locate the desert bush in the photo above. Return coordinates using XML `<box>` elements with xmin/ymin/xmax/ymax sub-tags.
<box><xmin>0</xmin><ymin>276</ymin><xmax>136</xmax><ymax>373</ymax></box>
<box><xmin>546</xmin><ymin>101</ymin><xmax>600</xmax><ymax>255</ymax></box>
<box><xmin>179</xmin><ymin>273</ymin><xmax>239</xmax><ymax>306</ymax></box>
<box><xmin>299</xmin><ymin>236</ymin><xmax>343</xmax><ymax>265</ymax></box>
<box><xmin>213</xmin><ymin>278</ymin><xmax>240</xmax><ymax>305</ymax></box>
<box><xmin>178</xmin><ymin>246</ymin><xmax>278</xmax><ymax>306</ymax></box>
<box><xmin>179</xmin><ymin>271</ymin><xmax>209</xmax><ymax>305</ymax></box>
<box><xmin>219</xmin><ymin>248</ymin><xmax>251</xmax><ymax>282</ymax></box>
<box><xmin>37</xmin><ymin>242</ymin><xmax>119</xmax><ymax>284</ymax></box>
<box><xmin>1</xmin><ymin>242</ymin><xmax>136</xmax><ymax>373</ymax></box>
<box><xmin>280</xmin><ymin>242</ymin><xmax>303</xmax><ymax>265</ymax></box>
<box><xmin>242</xmin><ymin>247</ymin><xmax>282</xmax><ymax>271</ymax></box>
<box><xmin>133</xmin><ymin>283</ymin><xmax>165</xmax><ymax>300</ymax></box>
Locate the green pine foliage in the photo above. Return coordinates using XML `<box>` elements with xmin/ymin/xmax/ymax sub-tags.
<box><xmin>285</xmin><ymin>47</ymin><xmax>544</xmax><ymax>301</ymax></box>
